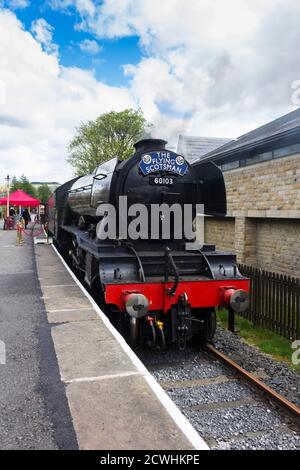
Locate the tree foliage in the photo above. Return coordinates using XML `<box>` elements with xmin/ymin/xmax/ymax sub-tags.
<box><xmin>37</xmin><ymin>184</ymin><xmax>52</xmax><ymax>204</ymax></box>
<box><xmin>67</xmin><ymin>109</ymin><xmax>150</xmax><ymax>175</ymax></box>
<box><xmin>10</xmin><ymin>175</ymin><xmax>37</xmax><ymax>198</ymax></box>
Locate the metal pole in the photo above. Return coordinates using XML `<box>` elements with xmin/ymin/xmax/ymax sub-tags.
<box><xmin>6</xmin><ymin>174</ymin><xmax>10</xmax><ymax>218</ymax></box>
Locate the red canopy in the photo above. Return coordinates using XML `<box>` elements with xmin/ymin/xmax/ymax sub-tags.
<box><xmin>0</xmin><ymin>189</ymin><xmax>40</xmax><ymax>207</ymax></box>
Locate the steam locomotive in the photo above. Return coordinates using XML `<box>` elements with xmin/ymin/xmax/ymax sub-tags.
<box><xmin>46</xmin><ymin>139</ymin><xmax>250</xmax><ymax>349</ymax></box>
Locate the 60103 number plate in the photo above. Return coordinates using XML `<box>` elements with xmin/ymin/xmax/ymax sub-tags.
<box><xmin>149</xmin><ymin>176</ymin><xmax>174</xmax><ymax>186</ymax></box>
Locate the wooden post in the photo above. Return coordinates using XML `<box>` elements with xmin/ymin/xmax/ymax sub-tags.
<box><xmin>228</xmin><ymin>306</ymin><xmax>235</xmax><ymax>333</ymax></box>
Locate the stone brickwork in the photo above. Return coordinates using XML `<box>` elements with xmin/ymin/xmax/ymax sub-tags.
<box><xmin>204</xmin><ymin>153</ymin><xmax>300</xmax><ymax>277</ymax></box>
<box><xmin>256</xmin><ymin>219</ymin><xmax>300</xmax><ymax>277</ymax></box>
<box><xmin>224</xmin><ymin>153</ymin><xmax>300</xmax><ymax>217</ymax></box>
<box><xmin>204</xmin><ymin>217</ymin><xmax>235</xmax><ymax>252</ymax></box>
<box><xmin>234</xmin><ymin>217</ymin><xmax>257</xmax><ymax>266</ymax></box>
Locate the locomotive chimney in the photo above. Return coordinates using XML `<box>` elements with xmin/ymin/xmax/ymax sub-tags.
<box><xmin>134</xmin><ymin>138</ymin><xmax>167</xmax><ymax>153</ymax></box>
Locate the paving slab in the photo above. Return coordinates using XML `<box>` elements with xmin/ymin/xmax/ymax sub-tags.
<box><xmin>47</xmin><ymin>308</ymin><xmax>99</xmax><ymax>324</ymax></box>
<box><xmin>38</xmin><ymin>272</ymin><xmax>76</xmax><ymax>286</ymax></box>
<box><xmin>66</xmin><ymin>375</ymin><xmax>194</xmax><ymax>450</ymax></box>
<box><xmin>52</xmin><ymin>321</ymin><xmax>135</xmax><ymax>382</ymax></box>
<box><xmin>41</xmin><ymin>290</ymin><xmax>91</xmax><ymax>312</ymax></box>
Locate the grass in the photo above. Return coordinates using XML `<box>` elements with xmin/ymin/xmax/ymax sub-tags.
<box><xmin>217</xmin><ymin>309</ymin><xmax>300</xmax><ymax>372</ymax></box>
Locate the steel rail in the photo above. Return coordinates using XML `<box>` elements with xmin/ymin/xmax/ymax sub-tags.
<box><xmin>205</xmin><ymin>343</ymin><xmax>300</xmax><ymax>418</ymax></box>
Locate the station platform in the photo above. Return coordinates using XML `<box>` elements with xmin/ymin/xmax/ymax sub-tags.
<box><xmin>0</xmin><ymin>227</ymin><xmax>208</xmax><ymax>450</ymax></box>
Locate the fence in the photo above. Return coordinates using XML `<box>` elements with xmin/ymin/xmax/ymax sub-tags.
<box><xmin>238</xmin><ymin>264</ymin><xmax>300</xmax><ymax>341</ymax></box>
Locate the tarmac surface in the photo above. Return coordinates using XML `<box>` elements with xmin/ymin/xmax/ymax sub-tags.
<box><xmin>0</xmin><ymin>228</ymin><xmax>77</xmax><ymax>449</ymax></box>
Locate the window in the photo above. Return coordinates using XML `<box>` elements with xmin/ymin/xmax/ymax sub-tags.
<box><xmin>221</xmin><ymin>160</ymin><xmax>239</xmax><ymax>171</ymax></box>
<box><xmin>273</xmin><ymin>142</ymin><xmax>300</xmax><ymax>159</ymax></box>
<box><xmin>220</xmin><ymin>141</ymin><xmax>300</xmax><ymax>171</ymax></box>
<box><xmin>246</xmin><ymin>151</ymin><xmax>272</xmax><ymax>165</ymax></box>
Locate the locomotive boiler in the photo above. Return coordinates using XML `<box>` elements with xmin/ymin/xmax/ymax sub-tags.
<box><xmin>46</xmin><ymin>138</ymin><xmax>250</xmax><ymax>349</ymax></box>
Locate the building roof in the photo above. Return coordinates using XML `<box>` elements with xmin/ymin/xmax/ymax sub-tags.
<box><xmin>201</xmin><ymin>107</ymin><xmax>300</xmax><ymax>163</ymax></box>
<box><xmin>177</xmin><ymin>135</ymin><xmax>231</xmax><ymax>163</ymax></box>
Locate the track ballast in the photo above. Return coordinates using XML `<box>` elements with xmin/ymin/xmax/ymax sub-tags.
<box><xmin>137</xmin><ymin>345</ymin><xmax>300</xmax><ymax>450</ymax></box>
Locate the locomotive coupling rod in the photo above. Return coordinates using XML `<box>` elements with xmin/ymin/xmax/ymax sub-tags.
<box><xmin>205</xmin><ymin>344</ymin><xmax>300</xmax><ymax>418</ymax></box>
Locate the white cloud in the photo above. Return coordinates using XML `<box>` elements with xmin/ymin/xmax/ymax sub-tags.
<box><xmin>0</xmin><ymin>9</ymin><xmax>134</xmax><ymax>183</ymax></box>
<box><xmin>49</xmin><ymin>0</ymin><xmax>96</xmax><ymax>17</ymax></box>
<box><xmin>6</xmin><ymin>0</ymin><xmax>29</xmax><ymax>9</ymax></box>
<box><xmin>2</xmin><ymin>1</ymin><xmax>300</xmax><ymax>184</ymax></box>
<box><xmin>79</xmin><ymin>38</ymin><xmax>101</xmax><ymax>54</ymax></box>
<box><xmin>53</xmin><ymin>0</ymin><xmax>300</xmax><ymax>142</ymax></box>
<box><xmin>31</xmin><ymin>18</ymin><xmax>58</xmax><ymax>55</ymax></box>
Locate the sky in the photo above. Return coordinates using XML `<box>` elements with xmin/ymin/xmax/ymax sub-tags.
<box><xmin>0</xmin><ymin>0</ymin><xmax>299</xmax><ymax>183</ymax></box>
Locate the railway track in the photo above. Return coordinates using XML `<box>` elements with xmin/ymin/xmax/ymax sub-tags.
<box><xmin>137</xmin><ymin>344</ymin><xmax>300</xmax><ymax>450</ymax></box>
<box><xmin>205</xmin><ymin>344</ymin><xmax>300</xmax><ymax>418</ymax></box>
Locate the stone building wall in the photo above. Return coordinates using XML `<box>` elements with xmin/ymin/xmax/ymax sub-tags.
<box><xmin>225</xmin><ymin>153</ymin><xmax>300</xmax><ymax>216</ymax></box>
<box><xmin>204</xmin><ymin>217</ymin><xmax>235</xmax><ymax>252</ymax></box>
<box><xmin>204</xmin><ymin>153</ymin><xmax>300</xmax><ymax>277</ymax></box>
<box><xmin>255</xmin><ymin>219</ymin><xmax>300</xmax><ymax>277</ymax></box>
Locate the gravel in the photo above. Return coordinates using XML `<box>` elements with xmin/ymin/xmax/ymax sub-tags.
<box><xmin>137</xmin><ymin>345</ymin><xmax>198</xmax><ymax>366</ymax></box>
<box><xmin>185</xmin><ymin>403</ymin><xmax>282</xmax><ymax>440</ymax></box>
<box><xmin>166</xmin><ymin>380</ymin><xmax>251</xmax><ymax>406</ymax></box>
<box><xmin>151</xmin><ymin>358</ymin><xmax>228</xmax><ymax>382</ymax></box>
<box><xmin>220</xmin><ymin>430</ymin><xmax>300</xmax><ymax>450</ymax></box>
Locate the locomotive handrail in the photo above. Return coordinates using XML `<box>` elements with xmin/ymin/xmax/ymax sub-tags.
<box><xmin>198</xmin><ymin>248</ymin><xmax>215</xmax><ymax>279</ymax></box>
<box><xmin>165</xmin><ymin>247</ymin><xmax>179</xmax><ymax>296</ymax></box>
<box><xmin>93</xmin><ymin>173</ymin><xmax>107</xmax><ymax>181</ymax></box>
<box><xmin>126</xmin><ymin>244</ymin><xmax>146</xmax><ymax>282</ymax></box>
<box><xmin>68</xmin><ymin>184</ymin><xmax>93</xmax><ymax>194</ymax></box>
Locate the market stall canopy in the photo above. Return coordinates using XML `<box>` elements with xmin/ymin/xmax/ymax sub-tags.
<box><xmin>0</xmin><ymin>189</ymin><xmax>41</xmax><ymax>207</ymax></box>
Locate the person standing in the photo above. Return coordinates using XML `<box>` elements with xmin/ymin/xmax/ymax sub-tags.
<box><xmin>22</xmin><ymin>208</ymin><xmax>30</xmax><ymax>229</ymax></box>
<box><xmin>30</xmin><ymin>209</ymin><xmax>37</xmax><ymax>224</ymax></box>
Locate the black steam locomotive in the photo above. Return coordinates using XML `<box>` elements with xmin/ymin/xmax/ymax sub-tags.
<box><xmin>46</xmin><ymin>139</ymin><xmax>249</xmax><ymax>349</ymax></box>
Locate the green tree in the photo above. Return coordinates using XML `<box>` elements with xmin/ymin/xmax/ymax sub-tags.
<box><xmin>10</xmin><ymin>175</ymin><xmax>37</xmax><ymax>198</ymax></box>
<box><xmin>20</xmin><ymin>175</ymin><xmax>37</xmax><ymax>197</ymax></box>
<box><xmin>37</xmin><ymin>184</ymin><xmax>52</xmax><ymax>204</ymax></box>
<box><xmin>10</xmin><ymin>176</ymin><xmax>22</xmax><ymax>192</ymax></box>
<box><xmin>68</xmin><ymin>108</ymin><xmax>150</xmax><ymax>175</ymax></box>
